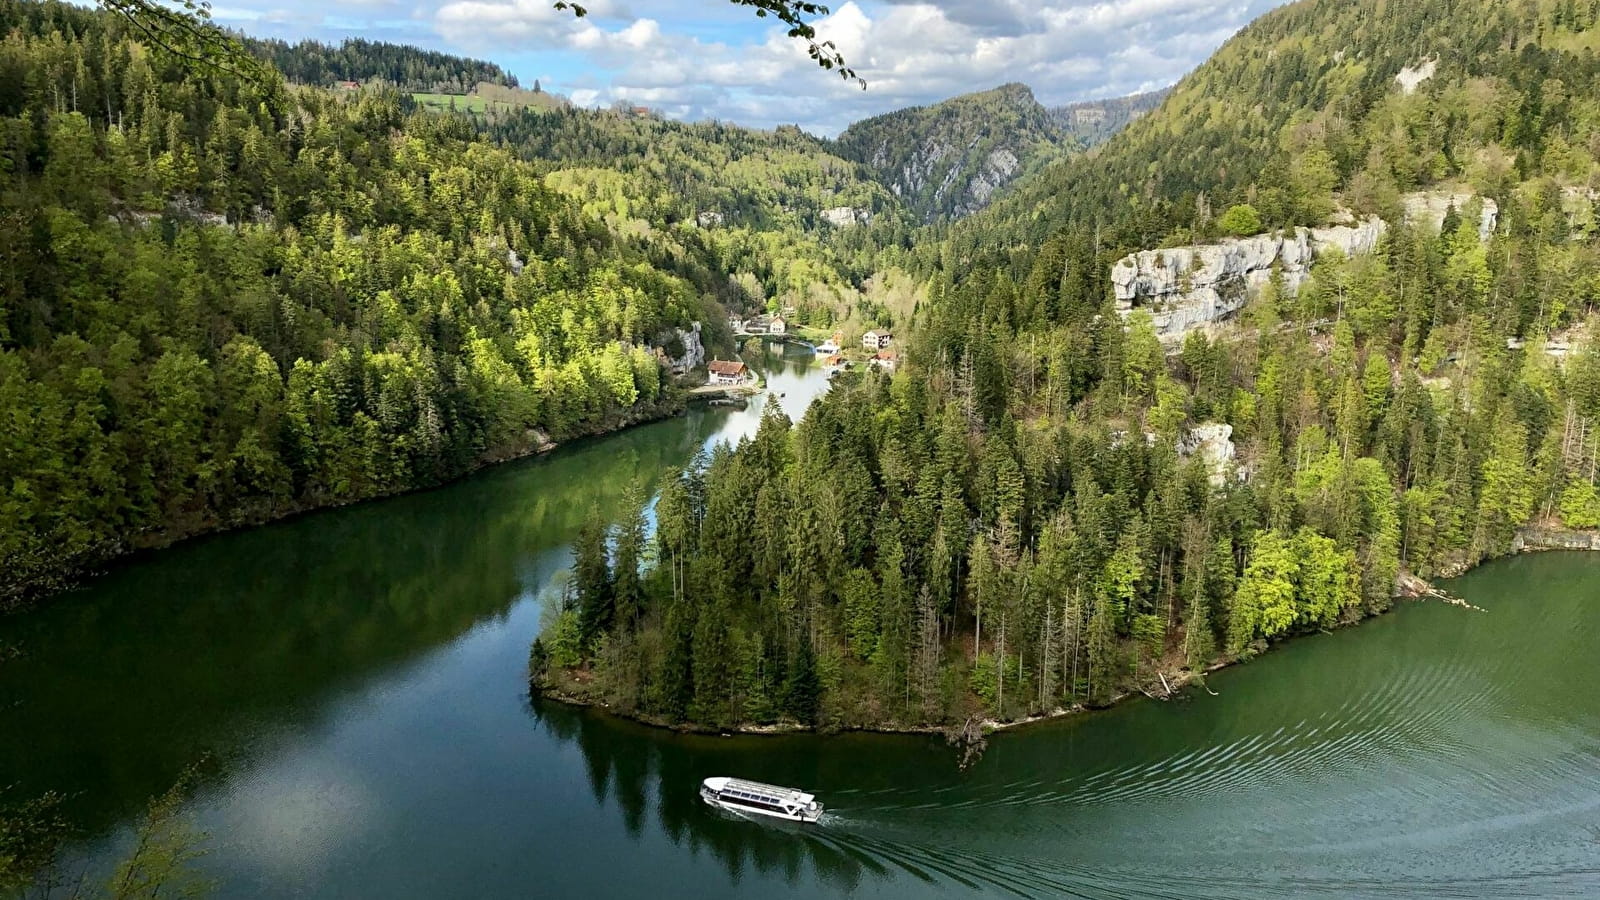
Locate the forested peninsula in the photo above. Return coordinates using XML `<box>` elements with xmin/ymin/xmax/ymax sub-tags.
<box><xmin>533</xmin><ymin>0</ymin><xmax>1600</xmax><ymax>733</ymax></box>
<box><xmin>11</xmin><ymin>0</ymin><xmax>1600</xmax><ymax>740</ymax></box>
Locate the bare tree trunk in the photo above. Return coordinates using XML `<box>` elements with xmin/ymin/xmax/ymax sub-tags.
<box><xmin>996</xmin><ymin>612</ymin><xmax>1006</xmax><ymax>716</ymax></box>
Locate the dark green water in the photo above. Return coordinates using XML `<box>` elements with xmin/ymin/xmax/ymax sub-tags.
<box><xmin>5</xmin><ymin>344</ymin><xmax>1600</xmax><ymax>898</ymax></box>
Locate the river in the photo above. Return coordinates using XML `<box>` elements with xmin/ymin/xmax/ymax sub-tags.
<box><xmin>3</xmin><ymin>341</ymin><xmax>1600</xmax><ymax>899</ymax></box>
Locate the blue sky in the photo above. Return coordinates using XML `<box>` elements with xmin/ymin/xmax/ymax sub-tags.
<box><xmin>211</xmin><ymin>0</ymin><xmax>1289</xmax><ymax>135</ymax></box>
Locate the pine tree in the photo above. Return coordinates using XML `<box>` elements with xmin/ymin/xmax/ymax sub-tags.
<box><xmin>574</xmin><ymin>505</ymin><xmax>614</xmax><ymax>646</ymax></box>
<box><xmin>784</xmin><ymin>637</ymin><xmax>821</xmax><ymax>726</ymax></box>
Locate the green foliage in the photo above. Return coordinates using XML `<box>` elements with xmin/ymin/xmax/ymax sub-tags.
<box><xmin>1560</xmin><ymin>478</ymin><xmax>1600</xmax><ymax>528</ymax></box>
<box><xmin>0</xmin><ymin>791</ymin><xmax>66</xmax><ymax>894</ymax></box>
<box><xmin>1217</xmin><ymin>204</ymin><xmax>1263</xmax><ymax>237</ymax></box>
<box><xmin>252</xmin><ymin>36</ymin><xmax>516</xmax><ymax>93</ymax></box>
<box><xmin>527</xmin><ymin>0</ymin><xmax>1600</xmax><ymax>733</ymax></box>
<box><xmin>1228</xmin><ymin>528</ymin><xmax>1360</xmax><ymax>655</ymax></box>
<box><xmin>544</xmin><ymin>607</ymin><xmax>585</xmax><ymax>671</ymax></box>
<box><xmin>0</xmin><ymin>1</ymin><xmax>731</xmax><ymax>605</ymax></box>
<box><xmin>969</xmin><ymin>652</ymin><xmax>998</xmax><ymax>708</ymax></box>
<box><xmin>106</xmin><ymin>769</ymin><xmax>212</xmax><ymax>900</ymax></box>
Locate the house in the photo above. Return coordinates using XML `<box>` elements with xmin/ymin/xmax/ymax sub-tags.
<box><xmin>862</xmin><ymin>330</ymin><xmax>893</xmax><ymax>350</ymax></box>
<box><xmin>727</xmin><ymin>313</ymin><xmax>746</xmax><ymax>333</ymax></box>
<box><xmin>708</xmin><ymin>360</ymin><xmax>749</xmax><ymax>385</ymax></box>
<box><xmin>769</xmin><ymin>316</ymin><xmax>787</xmax><ymax>335</ymax></box>
<box><xmin>336</xmin><ymin>80</ymin><xmax>361</xmax><ymax>90</ymax></box>
<box><xmin>821</xmin><ymin>354</ymin><xmax>848</xmax><ymax>374</ymax></box>
<box><xmin>869</xmin><ymin>350</ymin><xmax>899</xmax><ymax>374</ymax></box>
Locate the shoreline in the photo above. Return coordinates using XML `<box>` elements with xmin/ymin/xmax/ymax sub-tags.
<box><xmin>1</xmin><ymin>394</ymin><xmax>691</xmax><ymax>615</ymax></box>
<box><xmin>533</xmin><ymin>647</ymin><xmax>1250</xmax><ymax>741</ymax></box>
<box><xmin>534</xmin><ymin>530</ymin><xmax>1600</xmax><ymax>740</ymax></box>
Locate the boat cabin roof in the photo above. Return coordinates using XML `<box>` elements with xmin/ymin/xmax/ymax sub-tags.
<box><xmin>720</xmin><ymin>778</ymin><xmax>812</xmax><ymax>804</ymax></box>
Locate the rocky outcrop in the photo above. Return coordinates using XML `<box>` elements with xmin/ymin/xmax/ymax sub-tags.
<box><xmin>1511</xmin><ymin>526</ymin><xmax>1600</xmax><ymax>553</ymax></box>
<box><xmin>657</xmin><ymin>322</ymin><xmax>705</xmax><ymax>375</ymax></box>
<box><xmin>695</xmin><ymin>211</ymin><xmax>724</xmax><ymax>228</ymax></box>
<box><xmin>1111</xmin><ymin>189</ymin><xmax>1502</xmax><ymax>341</ymax></box>
<box><xmin>834</xmin><ymin>83</ymin><xmax>1065</xmax><ymax>223</ymax></box>
<box><xmin>1111</xmin><ymin>218</ymin><xmax>1386</xmax><ymax>340</ymax></box>
<box><xmin>1402</xmin><ymin>191</ymin><xmax>1497</xmax><ymax>240</ymax></box>
<box><xmin>822</xmin><ymin>206</ymin><xmax>872</xmax><ymax>227</ymax></box>
<box><xmin>1394</xmin><ymin>58</ymin><xmax>1437</xmax><ymax>95</ymax></box>
<box><xmin>962</xmin><ymin>148</ymin><xmax>1020</xmax><ymax>211</ymax></box>
<box><xmin>1049</xmin><ymin>88</ymin><xmax>1171</xmax><ymax>149</ymax></box>
<box><xmin>1177</xmin><ymin>423</ymin><xmax>1237</xmax><ymax>485</ymax></box>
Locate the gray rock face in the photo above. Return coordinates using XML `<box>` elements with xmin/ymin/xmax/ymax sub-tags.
<box><xmin>1110</xmin><ymin>190</ymin><xmax>1501</xmax><ymax>341</ymax></box>
<box><xmin>1178</xmin><ymin>423</ymin><xmax>1237</xmax><ymax>486</ymax></box>
<box><xmin>822</xmin><ymin>206</ymin><xmax>872</xmax><ymax>227</ymax></box>
<box><xmin>1402</xmin><ymin>192</ymin><xmax>1497</xmax><ymax>240</ymax></box>
<box><xmin>659</xmin><ymin>322</ymin><xmax>705</xmax><ymax>375</ymax></box>
<box><xmin>1110</xmin><ymin>218</ymin><xmax>1386</xmax><ymax>339</ymax></box>
<box><xmin>696</xmin><ymin>211</ymin><xmax>724</xmax><ymax>228</ymax></box>
<box><xmin>1512</xmin><ymin>526</ymin><xmax>1600</xmax><ymax>553</ymax></box>
<box><xmin>1394</xmin><ymin>58</ymin><xmax>1437</xmax><ymax>95</ymax></box>
<box><xmin>962</xmin><ymin>148</ymin><xmax>1020</xmax><ymax>213</ymax></box>
<box><xmin>880</xmin><ymin>138</ymin><xmax>1027</xmax><ymax>220</ymax></box>
<box><xmin>834</xmin><ymin>83</ymin><xmax>1061</xmax><ymax>223</ymax></box>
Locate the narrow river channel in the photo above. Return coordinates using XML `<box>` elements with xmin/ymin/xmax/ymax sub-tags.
<box><xmin>3</xmin><ymin>341</ymin><xmax>1599</xmax><ymax>899</ymax></box>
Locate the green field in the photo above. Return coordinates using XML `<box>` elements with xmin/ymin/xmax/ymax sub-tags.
<box><xmin>410</xmin><ymin>85</ymin><xmax>566</xmax><ymax>115</ymax></box>
<box><xmin>411</xmin><ymin>92</ymin><xmax>498</xmax><ymax>113</ymax></box>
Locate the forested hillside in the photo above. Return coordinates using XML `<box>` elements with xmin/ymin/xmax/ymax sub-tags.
<box><xmin>0</xmin><ymin>0</ymin><xmax>739</xmax><ymax>607</ymax></box>
<box><xmin>832</xmin><ymin>83</ymin><xmax>1068</xmax><ymax>223</ymax></box>
<box><xmin>538</xmin><ymin>0</ymin><xmax>1600</xmax><ymax>732</ymax></box>
<box><xmin>251</xmin><ymin>36</ymin><xmax>517</xmax><ymax>93</ymax></box>
<box><xmin>1048</xmin><ymin>88</ymin><xmax>1170</xmax><ymax>148</ymax></box>
<box><xmin>481</xmin><ymin>108</ymin><xmax>917</xmax><ymax>327</ymax></box>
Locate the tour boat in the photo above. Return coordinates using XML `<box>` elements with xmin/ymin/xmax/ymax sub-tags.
<box><xmin>700</xmin><ymin>777</ymin><xmax>823</xmax><ymax>823</ymax></box>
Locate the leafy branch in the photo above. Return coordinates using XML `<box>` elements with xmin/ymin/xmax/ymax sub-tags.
<box><xmin>97</xmin><ymin>0</ymin><xmax>269</xmax><ymax>82</ymax></box>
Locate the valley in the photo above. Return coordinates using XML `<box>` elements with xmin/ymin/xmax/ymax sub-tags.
<box><xmin>7</xmin><ymin>0</ymin><xmax>1600</xmax><ymax>896</ymax></box>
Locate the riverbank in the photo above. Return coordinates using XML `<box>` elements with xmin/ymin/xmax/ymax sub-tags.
<box><xmin>533</xmin><ymin>547</ymin><xmax>1572</xmax><ymax>742</ymax></box>
<box><xmin>0</xmin><ymin>391</ymin><xmax>690</xmax><ymax>615</ymax></box>
<box><xmin>534</xmin><ymin>634</ymin><xmax>1286</xmax><ymax>741</ymax></box>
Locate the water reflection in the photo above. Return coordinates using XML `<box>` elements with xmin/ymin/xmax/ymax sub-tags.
<box><xmin>530</xmin><ymin>700</ymin><xmax>889</xmax><ymax>896</ymax></box>
<box><xmin>0</xmin><ymin>344</ymin><xmax>829</xmax><ymax>839</ymax></box>
<box><xmin>526</xmin><ymin>551</ymin><xmax>1600</xmax><ymax>899</ymax></box>
<box><xmin>12</xmin><ymin>342</ymin><xmax>1600</xmax><ymax>899</ymax></box>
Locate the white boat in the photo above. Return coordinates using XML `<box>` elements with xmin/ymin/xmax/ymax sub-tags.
<box><xmin>700</xmin><ymin>777</ymin><xmax>823</xmax><ymax>823</ymax></box>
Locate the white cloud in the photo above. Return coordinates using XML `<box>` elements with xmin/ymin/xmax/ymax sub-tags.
<box><xmin>221</xmin><ymin>0</ymin><xmax>1288</xmax><ymax>134</ymax></box>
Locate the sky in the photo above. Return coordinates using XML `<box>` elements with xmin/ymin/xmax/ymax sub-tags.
<box><xmin>210</xmin><ymin>0</ymin><xmax>1291</xmax><ymax>136</ymax></box>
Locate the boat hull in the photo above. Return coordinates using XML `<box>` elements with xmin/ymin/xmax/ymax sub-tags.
<box><xmin>700</xmin><ymin>791</ymin><xmax>822</xmax><ymax>823</ymax></box>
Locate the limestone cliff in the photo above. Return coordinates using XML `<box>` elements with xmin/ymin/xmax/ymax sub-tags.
<box><xmin>1111</xmin><ymin>191</ymin><xmax>1499</xmax><ymax>340</ymax></box>
<box><xmin>1111</xmin><ymin>219</ymin><xmax>1386</xmax><ymax>340</ymax></box>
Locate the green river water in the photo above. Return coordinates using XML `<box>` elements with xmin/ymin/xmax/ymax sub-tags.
<box><xmin>3</xmin><ymin>342</ymin><xmax>1600</xmax><ymax>898</ymax></box>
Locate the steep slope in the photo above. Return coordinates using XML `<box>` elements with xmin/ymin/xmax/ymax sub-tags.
<box><xmin>832</xmin><ymin>83</ymin><xmax>1068</xmax><ymax>223</ymax></box>
<box><xmin>480</xmin><ymin>109</ymin><xmax>916</xmax><ymax>326</ymax></box>
<box><xmin>961</xmin><ymin>0</ymin><xmax>1600</xmax><ymax>256</ymax></box>
<box><xmin>1048</xmin><ymin>88</ymin><xmax>1170</xmax><ymax>148</ymax></box>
